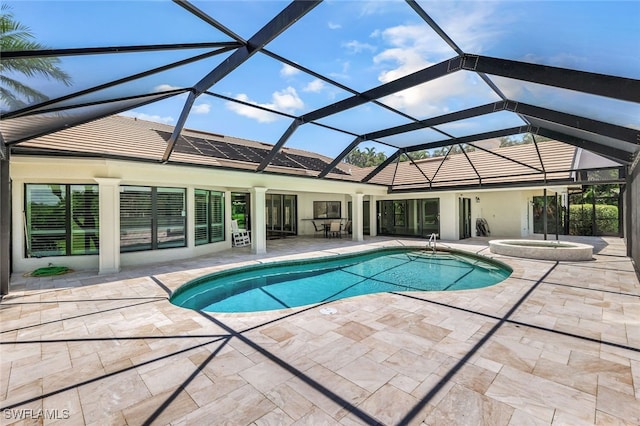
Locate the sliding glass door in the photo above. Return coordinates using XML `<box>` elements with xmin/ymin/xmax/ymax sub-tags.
<box><xmin>423</xmin><ymin>199</ymin><xmax>440</xmax><ymax>237</ymax></box>
<box><xmin>266</xmin><ymin>194</ymin><xmax>297</xmax><ymax>235</ymax></box>
<box><xmin>377</xmin><ymin>198</ymin><xmax>439</xmax><ymax>238</ymax></box>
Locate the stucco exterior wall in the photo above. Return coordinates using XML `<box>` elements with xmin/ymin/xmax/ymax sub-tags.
<box><xmin>9</xmin><ymin>155</ymin><xmax>388</xmax><ymax>273</ymax></box>
<box><xmin>10</xmin><ymin>154</ymin><xmax>577</xmax><ymax>275</ymax></box>
<box><xmin>442</xmin><ymin>190</ymin><xmax>530</xmax><ymax>238</ymax></box>
<box><xmin>474</xmin><ymin>192</ymin><xmax>525</xmax><ymax>237</ymax></box>
<box><xmin>438</xmin><ymin>194</ymin><xmax>459</xmax><ymax>240</ymax></box>
<box><xmin>453</xmin><ymin>188</ymin><xmax>567</xmax><ymax>238</ymax></box>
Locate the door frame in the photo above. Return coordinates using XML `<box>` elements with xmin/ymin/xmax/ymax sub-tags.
<box><xmin>459</xmin><ymin>197</ymin><xmax>471</xmax><ymax>239</ymax></box>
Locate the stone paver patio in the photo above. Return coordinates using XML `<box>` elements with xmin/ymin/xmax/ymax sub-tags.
<box><xmin>1</xmin><ymin>236</ymin><xmax>639</xmax><ymax>425</ymax></box>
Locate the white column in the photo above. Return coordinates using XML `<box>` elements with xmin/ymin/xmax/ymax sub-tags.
<box><xmin>251</xmin><ymin>187</ymin><xmax>267</xmax><ymax>254</ymax></box>
<box><xmin>94</xmin><ymin>178</ymin><xmax>121</xmax><ymax>274</ymax></box>
<box><xmin>351</xmin><ymin>193</ymin><xmax>364</xmax><ymax>242</ymax></box>
<box><xmin>225</xmin><ymin>190</ymin><xmax>233</xmax><ymax>247</ymax></box>
<box><xmin>186</xmin><ymin>187</ymin><xmax>195</xmax><ymax>248</ymax></box>
<box><xmin>369</xmin><ymin>195</ymin><xmax>377</xmax><ymax>236</ymax></box>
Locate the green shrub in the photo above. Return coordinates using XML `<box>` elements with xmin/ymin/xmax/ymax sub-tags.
<box><xmin>569</xmin><ymin>204</ymin><xmax>618</xmax><ymax>235</ymax></box>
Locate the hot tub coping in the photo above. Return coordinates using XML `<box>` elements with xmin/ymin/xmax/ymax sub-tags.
<box><xmin>489</xmin><ymin>239</ymin><xmax>593</xmax><ymax>261</ymax></box>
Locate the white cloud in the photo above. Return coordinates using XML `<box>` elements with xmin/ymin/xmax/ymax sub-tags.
<box><xmin>488</xmin><ymin>76</ymin><xmax>527</xmax><ymax>100</ymax></box>
<box><xmin>373</xmin><ymin>24</ymin><xmax>449</xmax><ymax>77</ymax></box>
<box><xmin>192</xmin><ymin>103</ymin><xmax>211</xmax><ymax>114</ymax></box>
<box><xmin>379</xmin><ymin>24</ymin><xmax>438</xmax><ymax>49</ymax></box>
<box><xmin>227</xmin><ymin>95</ymin><xmax>279</xmax><ymax>123</ymax></box>
<box><xmin>378</xmin><ymin>67</ymin><xmax>495</xmax><ymax>117</ymax></box>
<box><xmin>153</xmin><ymin>84</ymin><xmax>182</xmax><ymax>92</ymax></box>
<box><xmin>343</xmin><ymin>40</ymin><xmax>376</xmax><ymax>54</ymax></box>
<box><xmin>375</xmin><ymin>47</ymin><xmax>432</xmax><ymax>81</ymax></box>
<box><xmin>303</xmin><ymin>79</ymin><xmax>325</xmax><ymax>93</ymax></box>
<box><xmin>226</xmin><ymin>87</ymin><xmax>304</xmax><ymax>123</ymax></box>
<box><xmin>522</xmin><ymin>52</ymin><xmax>586</xmax><ymax>70</ymax></box>
<box><xmin>329</xmin><ymin>61</ymin><xmax>351</xmax><ymax>80</ymax></box>
<box><xmin>369</xmin><ymin>4</ymin><xmax>507</xmax><ymax>116</ymax></box>
<box><xmin>120</xmin><ymin>111</ymin><xmax>174</xmax><ymax>125</ymax></box>
<box><xmin>272</xmin><ymin>87</ymin><xmax>304</xmax><ymax>111</ymax></box>
<box><xmin>358</xmin><ymin>0</ymin><xmax>392</xmax><ymax>17</ymax></box>
<box><xmin>427</xmin><ymin>2</ymin><xmax>506</xmax><ymax>54</ymax></box>
<box><xmin>371</xmin><ymin>2</ymin><xmax>507</xmax><ymax>82</ymax></box>
<box><xmin>328</xmin><ymin>21</ymin><xmax>341</xmax><ymax>30</ymax></box>
<box><xmin>280</xmin><ymin>63</ymin><xmax>300</xmax><ymax>77</ymax></box>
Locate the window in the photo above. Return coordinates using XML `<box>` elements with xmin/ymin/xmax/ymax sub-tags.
<box><xmin>195</xmin><ymin>189</ymin><xmax>225</xmax><ymax>245</ymax></box>
<box><xmin>120</xmin><ymin>186</ymin><xmax>186</xmax><ymax>252</ymax></box>
<box><xmin>313</xmin><ymin>201</ymin><xmax>340</xmax><ymax>219</ymax></box>
<box><xmin>25</xmin><ymin>184</ymin><xmax>99</xmax><ymax>257</ymax></box>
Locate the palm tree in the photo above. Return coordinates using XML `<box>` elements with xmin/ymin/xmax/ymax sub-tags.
<box><xmin>344</xmin><ymin>146</ymin><xmax>388</xmax><ymax>167</ymax></box>
<box><xmin>0</xmin><ymin>4</ymin><xmax>72</xmax><ymax>110</ymax></box>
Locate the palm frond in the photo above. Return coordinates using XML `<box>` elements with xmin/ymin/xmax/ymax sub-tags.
<box><xmin>1</xmin><ymin>57</ymin><xmax>72</xmax><ymax>85</ymax></box>
<box><xmin>0</xmin><ymin>86</ymin><xmax>28</xmax><ymax>110</ymax></box>
<box><xmin>0</xmin><ymin>74</ymin><xmax>48</xmax><ymax>106</ymax></box>
<box><xmin>0</xmin><ymin>4</ymin><xmax>73</xmax><ymax>108</ymax></box>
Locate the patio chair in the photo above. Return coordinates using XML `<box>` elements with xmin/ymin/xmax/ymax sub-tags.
<box><xmin>231</xmin><ymin>219</ymin><xmax>250</xmax><ymax>247</ymax></box>
<box><xmin>341</xmin><ymin>220</ymin><xmax>351</xmax><ymax>238</ymax></box>
<box><xmin>311</xmin><ymin>220</ymin><xmax>325</xmax><ymax>238</ymax></box>
<box><xmin>328</xmin><ymin>220</ymin><xmax>341</xmax><ymax>238</ymax></box>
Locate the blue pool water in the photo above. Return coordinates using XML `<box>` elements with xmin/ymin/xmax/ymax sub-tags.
<box><xmin>170</xmin><ymin>248</ymin><xmax>511</xmax><ymax>313</ymax></box>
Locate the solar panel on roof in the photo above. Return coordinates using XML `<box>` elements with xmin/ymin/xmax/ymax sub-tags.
<box><xmin>271</xmin><ymin>153</ymin><xmax>301</xmax><ymax>168</ymax></box>
<box><xmin>154</xmin><ymin>129</ymin><xmax>345</xmax><ymax>173</ymax></box>
<box><xmin>200</xmin><ymin>138</ymin><xmax>248</xmax><ymax>161</ymax></box>
<box><xmin>285</xmin><ymin>152</ymin><xmax>347</xmax><ymax>174</ymax></box>
<box><xmin>192</xmin><ymin>144</ymin><xmax>219</xmax><ymax>157</ymax></box>
<box><xmin>240</xmin><ymin>145</ymin><xmax>270</xmax><ymax>163</ymax></box>
<box><xmin>155</xmin><ymin>130</ymin><xmax>172</xmax><ymax>142</ymax></box>
<box><xmin>177</xmin><ymin>141</ymin><xmax>201</xmax><ymax>156</ymax></box>
<box><xmin>162</xmin><ymin>134</ymin><xmax>202</xmax><ymax>156</ymax></box>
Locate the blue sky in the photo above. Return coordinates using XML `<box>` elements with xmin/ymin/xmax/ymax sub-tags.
<box><xmin>5</xmin><ymin>0</ymin><xmax>640</xmax><ymax>158</ymax></box>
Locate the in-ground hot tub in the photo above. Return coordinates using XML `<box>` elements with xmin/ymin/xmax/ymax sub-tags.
<box><xmin>489</xmin><ymin>239</ymin><xmax>593</xmax><ymax>261</ymax></box>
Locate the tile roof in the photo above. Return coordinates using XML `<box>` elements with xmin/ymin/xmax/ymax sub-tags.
<box><xmin>13</xmin><ymin>115</ymin><xmax>580</xmax><ymax>190</ymax></box>
<box><xmin>363</xmin><ymin>140</ymin><xmax>577</xmax><ymax>190</ymax></box>
<box><xmin>14</xmin><ymin>115</ymin><xmax>356</xmax><ymax>179</ymax></box>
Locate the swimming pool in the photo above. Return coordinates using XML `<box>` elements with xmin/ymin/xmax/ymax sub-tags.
<box><xmin>170</xmin><ymin>247</ymin><xmax>512</xmax><ymax>313</ymax></box>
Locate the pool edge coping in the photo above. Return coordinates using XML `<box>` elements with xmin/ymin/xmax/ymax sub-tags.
<box><xmin>169</xmin><ymin>244</ymin><xmax>514</xmax><ymax>313</ymax></box>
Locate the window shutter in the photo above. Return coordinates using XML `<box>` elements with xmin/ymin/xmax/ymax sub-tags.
<box><xmin>194</xmin><ymin>190</ymin><xmax>209</xmax><ymax>245</ymax></box>
<box><xmin>157</xmin><ymin>188</ymin><xmax>186</xmax><ymax>248</ymax></box>
<box><xmin>120</xmin><ymin>186</ymin><xmax>152</xmax><ymax>252</ymax></box>
<box><xmin>210</xmin><ymin>192</ymin><xmax>224</xmax><ymax>242</ymax></box>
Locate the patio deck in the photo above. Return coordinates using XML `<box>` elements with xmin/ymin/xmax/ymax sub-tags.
<box><xmin>1</xmin><ymin>236</ymin><xmax>639</xmax><ymax>425</ymax></box>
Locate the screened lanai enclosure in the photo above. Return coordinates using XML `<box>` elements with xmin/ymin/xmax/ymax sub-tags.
<box><xmin>1</xmin><ymin>0</ymin><xmax>639</xmax><ymax>293</ymax></box>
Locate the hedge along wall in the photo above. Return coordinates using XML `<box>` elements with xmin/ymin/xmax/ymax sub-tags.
<box><xmin>628</xmin><ymin>157</ymin><xmax>640</xmax><ymax>272</ymax></box>
<box><xmin>569</xmin><ymin>204</ymin><xmax>619</xmax><ymax>235</ymax></box>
